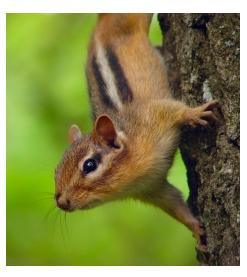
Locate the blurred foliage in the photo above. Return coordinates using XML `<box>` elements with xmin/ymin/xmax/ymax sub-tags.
<box><xmin>6</xmin><ymin>14</ymin><xmax>197</xmax><ymax>265</ymax></box>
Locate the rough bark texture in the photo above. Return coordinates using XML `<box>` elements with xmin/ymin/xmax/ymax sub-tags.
<box><xmin>158</xmin><ymin>14</ymin><xmax>240</xmax><ymax>265</ymax></box>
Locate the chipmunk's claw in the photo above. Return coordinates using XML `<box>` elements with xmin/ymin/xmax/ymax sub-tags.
<box><xmin>187</xmin><ymin>100</ymin><xmax>219</xmax><ymax>127</ymax></box>
<box><xmin>191</xmin><ymin>221</ymin><xmax>208</xmax><ymax>253</ymax></box>
<box><xmin>203</xmin><ymin>100</ymin><xmax>220</xmax><ymax>111</ymax></box>
<box><xmin>196</xmin><ymin>242</ymin><xmax>208</xmax><ymax>253</ymax></box>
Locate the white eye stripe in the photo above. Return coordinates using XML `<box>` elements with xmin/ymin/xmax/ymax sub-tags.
<box><xmin>96</xmin><ymin>42</ymin><xmax>123</xmax><ymax>110</ymax></box>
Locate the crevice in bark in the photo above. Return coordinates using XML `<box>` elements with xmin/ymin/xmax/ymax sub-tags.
<box><xmin>190</xmin><ymin>14</ymin><xmax>212</xmax><ymax>37</ymax></box>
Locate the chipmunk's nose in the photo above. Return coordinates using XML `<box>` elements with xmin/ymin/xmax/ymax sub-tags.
<box><xmin>55</xmin><ymin>193</ymin><xmax>72</xmax><ymax>212</ymax></box>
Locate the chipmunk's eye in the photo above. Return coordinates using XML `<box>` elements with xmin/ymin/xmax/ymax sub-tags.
<box><xmin>83</xmin><ymin>159</ymin><xmax>98</xmax><ymax>174</ymax></box>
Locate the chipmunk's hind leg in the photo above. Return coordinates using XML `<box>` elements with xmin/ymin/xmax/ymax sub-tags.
<box><xmin>137</xmin><ymin>181</ymin><xmax>207</xmax><ymax>251</ymax></box>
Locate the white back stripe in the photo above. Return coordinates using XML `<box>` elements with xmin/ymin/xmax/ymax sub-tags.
<box><xmin>96</xmin><ymin>42</ymin><xmax>122</xmax><ymax>110</ymax></box>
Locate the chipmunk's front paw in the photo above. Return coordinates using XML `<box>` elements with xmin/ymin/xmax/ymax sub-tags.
<box><xmin>185</xmin><ymin>100</ymin><xmax>219</xmax><ymax>127</ymax></box>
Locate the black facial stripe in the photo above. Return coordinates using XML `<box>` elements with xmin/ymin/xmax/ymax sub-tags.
<box><xmin>106</xmin><ymin>48</ymin><xmax>133</xmax><ymax>103</ymax></box>
<box><xmin>92</xmin><ymin>55</ymin><xmax>116</xmax><ymax>110</ymax></box>
<box><xmin>91</xmin><ymin>153</ymin><xmax>102</xmax><ymax>163</ymax></box>
<box><xmin>86</xmin><ymin>72</ymin><xmax>92</xmax><ymax>98</ymax></box>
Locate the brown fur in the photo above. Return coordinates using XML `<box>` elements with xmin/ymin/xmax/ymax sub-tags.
<box><xmin>55</xmin><ymin>14</ymin><xmax>219</xmax><ymax>250</ymax></box>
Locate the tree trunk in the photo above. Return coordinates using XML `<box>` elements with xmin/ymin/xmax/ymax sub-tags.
<box><xmin>158</xmin><ymin>14</ymin><xmax>240</xmax><ymax>266</ymax></box>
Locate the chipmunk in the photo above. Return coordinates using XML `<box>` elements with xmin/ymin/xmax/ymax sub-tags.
<box><xmin>55</xmin><ymin>14</ymin><xmax>218</xmax><ymax>250</ymax></box>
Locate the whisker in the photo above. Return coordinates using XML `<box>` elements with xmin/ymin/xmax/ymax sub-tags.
<box><xmin>41</xmin><ymin>204</ymin><xmax>57</xmax><ymax>225</ymax></box>
<box><xmin>59</xmin><ymin>212</ymin><xmax>68</xmax><ymax>252</ymax></box>
<box><xmin>27</xmin><ymin>196</ymin><xmax>55</xmax><ymax>208</ymax></box>
<box><xmin>51</xmin><ymin>209</ymin><xmax>60</xmax><ymax>241</ymax></box>
<box><xmin>64</xmin><ymin>212</ymin><xmax>70</xmax><ymax>240</ymax></box>
<box><xmin>40</xmin><ymin>191</ymin><xmax>54</xmax><ymax>196</ymax></box>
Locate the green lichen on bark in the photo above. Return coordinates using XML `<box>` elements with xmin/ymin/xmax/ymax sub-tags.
<box><xmin>158</xmin><ymin>13</ymin><xmax>240</xmax><ymax>265</ymax></box>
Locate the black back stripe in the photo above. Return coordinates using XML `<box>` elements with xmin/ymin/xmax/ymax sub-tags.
<box><xmin>86</xmin><ymin>74</ymin><xmax>97</xmax><ymax>120</ymax></box>
<box><xmin>106</xmin><ymin>48</ymin><xmax>133</xmax><ymax>103</ymax></box>
<box><xmin>92</xmin><ymin>55</ymin><xmax>116</xmax><ymax>110</ymax></box>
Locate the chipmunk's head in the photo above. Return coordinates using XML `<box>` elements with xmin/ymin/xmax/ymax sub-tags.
<box><xmin>55</xmin><ymin>115</ymin><xmax>130</xmax><ymax>212</ymax></box>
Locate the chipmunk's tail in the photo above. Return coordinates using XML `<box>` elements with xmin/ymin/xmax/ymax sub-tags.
<box><xmin>98</xmin><ymin>13</ymin><xmax>153</xmax><ymax>34</ymax></box>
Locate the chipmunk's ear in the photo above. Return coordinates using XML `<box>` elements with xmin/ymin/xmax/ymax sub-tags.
<box><xmin>68</xmin><ymin>124</ymin><xmax>82</xmax><ymax>144</ymax></box>
<box><xmin>94</xmin><ymin>115</ymin><xmax>119</xmax><ymax>148</ymax></box>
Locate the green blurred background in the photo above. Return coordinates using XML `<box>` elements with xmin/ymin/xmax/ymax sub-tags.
<box><xmin>6</xmin><ymin>14</ymin><xmax>197</xmax><ymax>266</ymax></box>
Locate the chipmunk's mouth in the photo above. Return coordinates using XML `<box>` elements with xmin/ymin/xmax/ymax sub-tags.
<box><xmin>79</xmin><ymin>199</ymin><xmax>102</xmax><ymax>210</ymax></box>
<box><xmin>56</xmin><ymin>201</ymin><xmax>75</xmax><ymax>212</ymax></box>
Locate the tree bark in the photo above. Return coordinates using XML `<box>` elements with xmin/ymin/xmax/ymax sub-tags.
<box><xmin>158</xmin><ymin>14</ymin><xmax>240</xmax><ymax>265</ymax></box>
